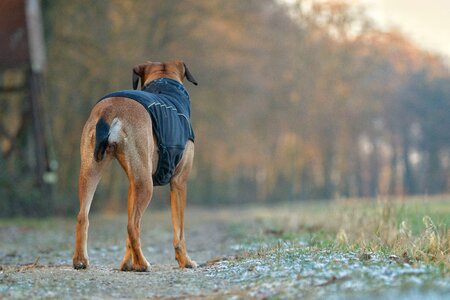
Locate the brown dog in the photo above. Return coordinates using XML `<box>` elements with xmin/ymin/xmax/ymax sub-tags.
<box><xmin>73</xmin><ymin>60</ymin><xmax>198</xmax><ymax>271</ymax></box>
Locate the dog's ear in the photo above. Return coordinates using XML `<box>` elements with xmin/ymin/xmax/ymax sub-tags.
<box><xmin>132</xmin><ymin>65</ymin><xmax>144</xmax><ymax>90</ymax></box>
<box><xmin>184</xmin><ymin>63</ymin><xmax>198</xmax><ymax>86</ymax></box>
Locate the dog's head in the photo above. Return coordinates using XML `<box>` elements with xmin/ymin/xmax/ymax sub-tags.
<box><xmin>132</xmin><ymin>60</ymin><xmax>198</xmax><ymax>90</ymax></box>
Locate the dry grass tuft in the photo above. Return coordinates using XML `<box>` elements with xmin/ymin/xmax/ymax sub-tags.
<box><xmin>332</xmin><ymin>201</ymin><xmax>449</xmax><ymax>268</ymax></box>
<box><xmin>248</xmin><ymin>196</ymin><xmax>450</xmax><ymax>269</ymax></box>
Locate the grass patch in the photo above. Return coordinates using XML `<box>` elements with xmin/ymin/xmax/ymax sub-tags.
<box><xmin>228</xmin><ymin>195</ymin><xmax>450</xmax><ymax>272</ymax></box>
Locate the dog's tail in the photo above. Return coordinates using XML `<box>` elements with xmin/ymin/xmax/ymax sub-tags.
<box><xmin>94</xmin><ymin>117</ymin><xmax>122</xmax><ymax>162</ymax></box>
<box><xmin>94</xmin><ymin>118</ymin><xmax>110</xmax><ymax>162</ymax></box>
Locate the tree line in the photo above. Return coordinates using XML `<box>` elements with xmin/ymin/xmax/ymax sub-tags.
<box><xmin>2</xmin><ymin>0</ymin><xmax>450</xmax><ymax>216</ymax></box>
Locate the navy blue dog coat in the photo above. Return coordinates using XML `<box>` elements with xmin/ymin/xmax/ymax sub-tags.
<box><xmin>98</xmin><ymin>78</ymin><xmax>194</xmax><ymax>186</ymax></box>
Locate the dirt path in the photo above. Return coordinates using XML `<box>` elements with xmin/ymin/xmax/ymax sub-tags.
<box><xmin>0</xmin><ymin>208</ymin><xmax>245</xmax><ymax>299</ymax></box>
<box><xmin>1</xmin><ymin>206</ymin><xmax>449</xmax><ymax>299</ymax></box>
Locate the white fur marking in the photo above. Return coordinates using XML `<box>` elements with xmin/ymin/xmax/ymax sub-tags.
<box><xmin>108</xmin><ymin>118</ymin><xmax>122</xmax><ymax>143</ymax></box>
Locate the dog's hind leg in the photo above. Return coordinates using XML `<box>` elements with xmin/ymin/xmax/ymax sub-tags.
<box><xmin>122</xmin><ymin>171</ymin><xmax>153</xmax><ymax>271</ymax></box>
<box><xmin>73</xmin><ymin>127</ymin><xmax>108</xmax><ymax>269</ymax></box>
<box><xmin>116</xmin><ymin>142</ymin><xmax>153</xmax><ymax>272</ymax></box>
<box><xmin>170</xmin><ymin>141</ymin><xmax>197</xmax><ymax>268</ymax></box>
<box><xmin>119</xmin><ymin>177</ymin><xmax>153</xmax><ymax>272</ymax></box>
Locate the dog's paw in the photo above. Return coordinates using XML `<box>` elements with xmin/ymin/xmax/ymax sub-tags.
<box><xmin>177</xmin><ymin>255</ymin><xmax>197</xmax><ymax>269</ymax></box>
<box><xmin>73</xmin><ymin>257</ymin><xmax>89</xmax><ymax>270</ymax></box>
<box><xmin>184</xmin><ymin>258</ymin><xmax>197</xmax><ymax>269</ymax></box>
<box><xmin>119</xmin><ymin>260</ymin><xmax>133</xmax><ymax>272</ymax></box>
<box><xmin>132</xmin><ymin>263</ymin><xmax>150</xmax><ymax>272</ymax></box>
<box><xmin>132</xmin><ymin>259</ymin><xmax>150</xmax><ymax>272</ymax></box>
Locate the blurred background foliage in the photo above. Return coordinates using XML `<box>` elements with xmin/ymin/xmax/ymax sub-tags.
<box><xmin>1</xmin><ymin>0</ymin><xmax>450</xmax><ymax>216</ymax></box>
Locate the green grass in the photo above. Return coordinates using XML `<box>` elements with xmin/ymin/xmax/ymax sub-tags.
<box><xmin>226</xmin><ymin>195</ymin><xmax>450</xmax><ymax>271</ymax></box>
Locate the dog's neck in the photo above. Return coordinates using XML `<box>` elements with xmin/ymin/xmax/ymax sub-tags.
<box><xmin>141</xmin><ymin>77</ymin><xmax>189</xmax><ymax>99</ymax></box>
<box><xmin>143</xmin><ymin>73</ymin><xmax>182</xmax><ymax>87</ymax></box>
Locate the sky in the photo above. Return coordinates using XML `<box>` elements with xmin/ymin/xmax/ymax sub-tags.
<box><xmin>355</xmin><ymin>0</ymin><xmax>450</xmax><ymax>59</ymax></box>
